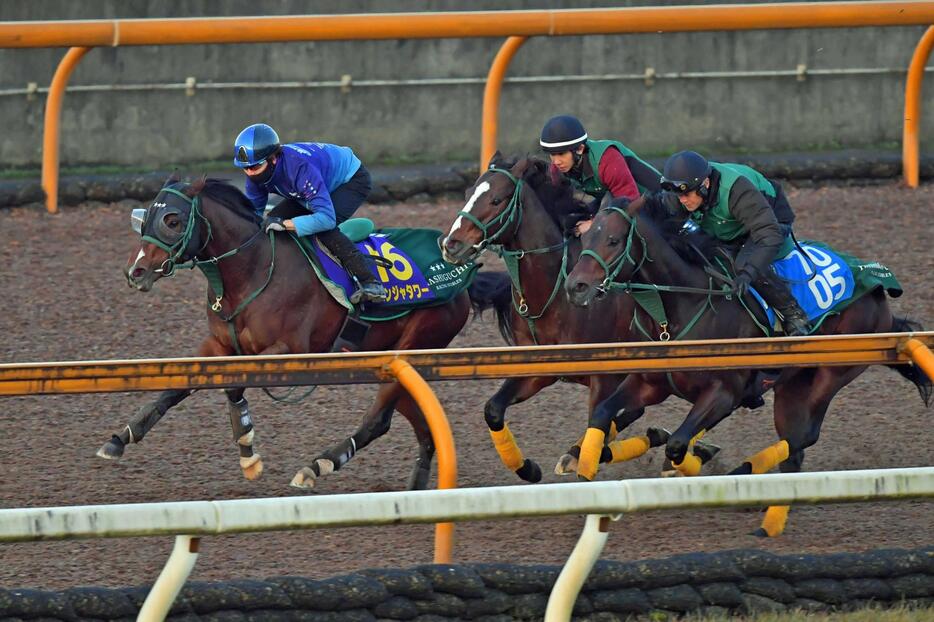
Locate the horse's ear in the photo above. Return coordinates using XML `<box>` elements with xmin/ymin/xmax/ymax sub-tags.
<box><xmin>189</xmin><ymin>175</ymin><xmax>208</xmax><ymax>195</ymax></box>
<box><xmin>627</xmin><ymin>195</ymin><xmax>646</xmax><ymax>215</ymax></box>
<box><xmin>511</xmin><ymin>157</ymin><xmax>534</xmax><ymax>178</ymax></box>
<box><xmin>163</xmin><ymin>170</ymin><xmax>181</xmax><ymax>187</ymax></box>
<box><xmin>488</xmin><ymin>150</ymin><xmax>504</xmax><ymax>170</ymax></box>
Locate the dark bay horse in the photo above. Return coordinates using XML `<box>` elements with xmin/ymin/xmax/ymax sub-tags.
<box><xmin>565</xmin><ymin>197</ymin><xmax>931</xmax><ymax>535</ymax></box>
<box><xmin>101</xmin><ymin>178</ymin><xmax>510</xmax><ymax>490</ymax></box>
<box><xmin>441</xmin><ymin>155</ymin><xmax>682</xmax><ymax>481</ymax></box>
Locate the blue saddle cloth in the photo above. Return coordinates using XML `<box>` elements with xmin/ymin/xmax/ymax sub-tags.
<box><xmin>750</xmin><ymin>240</ymin><xmax>900</xmax><ymax>332</ymax></box>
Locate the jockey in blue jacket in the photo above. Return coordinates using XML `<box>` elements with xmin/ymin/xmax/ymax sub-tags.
<box><xmin>233</xmin><ymin>123</ymin><xmax>388</xmax><ymax>303</ymax></box>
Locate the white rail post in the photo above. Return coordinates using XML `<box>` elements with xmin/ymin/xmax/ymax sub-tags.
<box><xmin>545</xmin><ymin>514</ymin><xmax>613</xmax><ymax>621</ymax></box>
<box><xmin>137</xmin><ymin>535</ymin><xmax>200</xmax><ymax>621</ymax></box>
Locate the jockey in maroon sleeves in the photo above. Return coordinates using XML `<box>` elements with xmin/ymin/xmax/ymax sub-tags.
<box><xmin>539</xmin><ymin>114</ymin><xmax>661</xmax><ymax>234</ymax></box>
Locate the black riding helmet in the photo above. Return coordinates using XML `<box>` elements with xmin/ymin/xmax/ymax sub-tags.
<box><xmin>661</xmin><ymin>150</ymin><xmax>712</xmax><ymax>194</ymax></box>
<box><xmin>540</xmin><ymin>115</ymin><xmax>588</xmax><ymax>154</ymax></box>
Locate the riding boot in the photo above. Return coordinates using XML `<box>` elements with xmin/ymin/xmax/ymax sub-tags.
<box><xmin>752</xmin><ymin>272</ymin><xmax>811</xmax><ymax>336</ymax></box>
<box><xmin>317</xmin><ymin>228</ymin><xmax>389</xmax><ymax>303</ymax></box>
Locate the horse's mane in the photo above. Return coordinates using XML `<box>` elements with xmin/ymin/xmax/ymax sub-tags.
<box><xmin>635</xmin><ymin>196</ymin><xmax>730</xmax><ymax>265</ymax></box>
<box><xmin>491</xmin><ymin>156</ymin><xmax>586</xmax><ymax>230</ymax></box>
<box><xmin>190</xmin><ymin>178</ymin><xmax>262</xmax><ymax>225</ymax></box>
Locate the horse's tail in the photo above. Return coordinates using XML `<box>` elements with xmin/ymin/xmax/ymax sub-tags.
<box><xmin>886</xmin><ymin>316</ymin><xmax>932</xmax><ymax>407</ymax></box>
<box><xmin>467</xmin><ymin>271</ymin><xmax>516</xmax><ymax>346</ymax></box>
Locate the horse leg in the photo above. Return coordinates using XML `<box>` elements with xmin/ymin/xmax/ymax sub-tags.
<box><xmin>222</xmin><ymin>340</ymin><xmax>288</xmax><ymax>481</ymax></box>
<box><xmin>666</xmin><ymin>381</ymin><xmax>737</xmax><ymax>477</ymax></box>
<box><xmin>738</xmin><ymin>365</ymin><xmax>864</xmax><ymax>537</ymax></box>
<box><xmin>555</xmin><ymin>375</ymin><xmax>650</xmax><ymax>475</ymax></box>
<box><xmin>394</xmin><ymin>394</ymin><xmax>436</xmax><ymax>490</ymax></box>
<box><xmin>96</xmin><ymin>388</ymin><xmax>193</xmax><ymax>459</ymax></box>
<box><xmin>578</xmin><ymin>376</ymin><xmax>667</xmax><ymax>481</ymax></box>
<box><xmin>224</xmin><ymin>388</ymin><xmax>263</xmax><ymax>481</ymax></box>
<box><xmin>484</xmin><ymin>376</ymin><xmax>556</xmax><ymax>483</ymax></box>
<box><xmin>291</xmin><ymin>381</ymin><xmax>405</xmax><ymax>489</ymax></box>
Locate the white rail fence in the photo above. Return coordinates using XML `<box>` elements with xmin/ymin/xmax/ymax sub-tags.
<box><xmin>2</xmin><ymin>467</ymin><xmax>933</xmax><ymax>621</ymax></box>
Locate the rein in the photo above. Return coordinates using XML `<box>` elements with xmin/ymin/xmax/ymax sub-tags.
<box><xmin>144</xmin><ymin>184</ymin><xmax>278</xmax><ymax>354</ymax></box>
<box><xmin>587</xmin><ymin>205</ymin><xmax>768</xmax><ymax>341</ymax></box>
<box><xmin>464</xmin><ymin>167</ymin><xmax>570</xmax><ymax>343</ymax></box>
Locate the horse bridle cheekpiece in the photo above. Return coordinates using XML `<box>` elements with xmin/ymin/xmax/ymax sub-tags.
<box><xmin>131</xmin><ymin>182</ymin><xmax>206</xmax><ymax>276</ymax></box>
<box><xmin>454</xmin><ymin>167</ymin><xmax>524</xmax><ymax>255</ymax></box>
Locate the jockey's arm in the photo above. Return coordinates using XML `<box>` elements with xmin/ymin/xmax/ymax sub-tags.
<box><xmin>243</xmin><ymin>178</ymin><xmax>270</xmax><ymax>219</ymax></box>
<box><xmin>286</xmin><ymin>163</ymin><xmax>338</xmax><ymax>236</ymax></box>
<box><xmin>597</xmin><ymin>147</ymin><xmax>640</xmax><ymax>200</ymax></box>
<box><xmin>290</xmin><ymin>192</ymin><xmax>337</xmax><ymax>237</ymax></box>
<box><xmin>624</xmin><ymin>155</ymin><xmax>663</xmax><ymax>193</ymax></box>
<box><xmin>730</xmin><ymin>177</ymin><xmax>784</xmax><ymax>278</ymax></box>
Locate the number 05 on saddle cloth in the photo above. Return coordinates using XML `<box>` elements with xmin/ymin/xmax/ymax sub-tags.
<box><xmin>293</xmin><ymin>224</ymin><xmax>479</xmax><ymax>321</ymax></box>
<box><xmin>751</xmin><ymin>240</ymin><xmax>903</xmax><ymax>331</ymax></box>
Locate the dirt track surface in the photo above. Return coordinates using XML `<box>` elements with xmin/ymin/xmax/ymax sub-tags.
<box><xmin>0</xmin><ymin>182</ymin><xmax>932</xmax><ymax>591</ymax></box>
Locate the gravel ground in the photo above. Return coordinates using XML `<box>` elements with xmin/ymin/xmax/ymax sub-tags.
<box><xmin>0</xmin><ymin>181</ymin><xmax>931</xmax><ymax>591</ymax></box>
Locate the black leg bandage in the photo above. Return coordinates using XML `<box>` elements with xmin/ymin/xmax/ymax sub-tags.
<box><xmin>227</xmin><ymin>397</ymin><xmax>254</xmax><ymax>453</ymax></box>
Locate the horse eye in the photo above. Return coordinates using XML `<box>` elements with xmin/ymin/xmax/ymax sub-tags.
<box><xmin>491</xmin><ymin>197</ymin><xmax>503</xmax><ymax>206</ymax></box>
<box><xmin>164</xmin><ymin>214</ymin><xmax>180</xmax><ymax>229</ymax></box>
<box><xmin>607</xmin><ymin>236</ymin><xmax>621</xmax><ymax>247</ymax></box>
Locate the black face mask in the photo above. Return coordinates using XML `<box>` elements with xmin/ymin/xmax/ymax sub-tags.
<box><xmin>251</xmin><ymin>159</ymin><xmax>275</xmax><ymax>185</ymax></box>
<box><xmin>132</xmin><ymin>183</ymin><xmax>204</xmax><ymax>262</ymax></box>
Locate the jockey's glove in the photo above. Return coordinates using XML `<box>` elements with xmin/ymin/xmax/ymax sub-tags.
<box><xmin>731</xmin><ymin>270</ymin><xmax>753</xmax><ymax>299</ymax></box>
<box><xmin>262</xmin><ymin>216</ymin><xmax>287</xmax><ymax>233</ymax></box>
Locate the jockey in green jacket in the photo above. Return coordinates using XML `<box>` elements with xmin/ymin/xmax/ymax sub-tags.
<box><xmin>654</xmin><ymin>150</ymin><xmax>811</xmax><ymax>337</ymax></box>
<box><xmin>539</xmin><ymin>115</ymin><xmax>661</xmax><ymax>235</ymax></box>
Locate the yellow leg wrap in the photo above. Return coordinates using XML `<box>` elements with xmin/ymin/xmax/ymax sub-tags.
<box><xmin>760</xmin><ymin>505</ymin><xmax>791</xmax><ymax>537</ymax></box>
<box><xmin>673</xmin><ymin>452</ymin><xmax>702</xmax><ymax>477</ymax></box>
<box><xmin>578</xmin><ymin>428</ymin><xmax>606</xmax><ymax>481</ymax></box>
<box><xmin>608</xmin><ymin>435</ymin><xmax>650</xmax><ymax>464</ymax></box>
<box><xmin>489</xmin><ymin>425</ymin><xmax>525</xmax><ymax>471</ymax></box>
<box><xmin>747</xmin><ymin>440</ymin><xmax>790</xmax><ymax>475</ymax></box>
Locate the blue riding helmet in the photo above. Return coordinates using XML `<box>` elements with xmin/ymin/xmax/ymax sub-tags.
<box><xmin>233</xmin><ymin>123</ymin><xmax>281</xmax><ymax>168</ymax></box>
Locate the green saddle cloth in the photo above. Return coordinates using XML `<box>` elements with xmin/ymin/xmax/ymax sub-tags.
<box><xmin>292</xmin><ymin>220</ymin><xmax>480</xmax><ymax>322</ymax></box>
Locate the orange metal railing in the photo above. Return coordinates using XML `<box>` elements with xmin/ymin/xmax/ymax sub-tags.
<box><xmin>903</xmin><ymin>26</ymin><xmax>934</xmax><ymax>188</ymax></box>
<box><xmin>0</xmin><ymin>3</ymin><xmax>931</xmax><ymax>210</ymax></box>
<box><xmin>1</xmin><ymin>333</ymin><xmax>933</xmax><ymax>562</ymax></box>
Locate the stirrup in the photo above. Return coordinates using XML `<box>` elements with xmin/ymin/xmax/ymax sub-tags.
<box><xmin>350</xmin><ymin>282</ymin><xmax>389</xmax><ymax>304</ymax></box>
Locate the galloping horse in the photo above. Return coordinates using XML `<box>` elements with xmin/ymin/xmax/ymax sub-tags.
<box><xmin>101</xmin><ymin>178</ymin><xmax>510</xmax><ymax>490</ymax></box>
<box><xmin>441</xmin><ymin>155</ymin><xmax>695</xmax><ymax>480</ymax></box>
<box><xmin>565</xmin><ymin>196</ymin><xmax>931</xmax><ymax>535</ymax></box>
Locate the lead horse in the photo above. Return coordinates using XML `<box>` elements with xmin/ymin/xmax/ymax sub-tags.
<box><xmin>565</xmin><ymin>196</ymin><xmax>931</xmax><ymax>535</ymax></box>
<box><xmin>100</xmin><ymin>178</ymin><xmax>510</xmax><ymax>490</ymax></box>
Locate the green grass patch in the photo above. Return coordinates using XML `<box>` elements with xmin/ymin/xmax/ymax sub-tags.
<box><xmin>685</xmin><ymin>604</ymin><xmax>931</xmax><ymax>621</ymax></box>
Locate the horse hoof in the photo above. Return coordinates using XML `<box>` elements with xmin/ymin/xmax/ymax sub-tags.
<box><xmin>315</xmin><ymin>458</ymin><xmax>335</xmax><ymax>476</ymax></box>
<box><xmin>660</xmin><ymin>460</ymin><xmax>683</xmax><ymax>477</ymax></box>
<box><xmin>96</xmin><ymin>439</ymin><xmax>124</xmax><ymax>460</ymax></box>
<box><xmin>516</xmin><ymin>458</ymin><xmax>542</xmax><ymax>483</ymax></box>
<box><xmin>290</xmin><ymin>467</ymin><xmax>317</xmax><ymax>489</ymax></box>
<box><xmin>646</xmin><ymin>427</ymin><xmax>671</xmax><ymax>447</ymax></box>
<box><xmin>693</xmin><ymin>440</ymin><xmax>722</xmax><ymax>464</ymax></box>
<box><xmin>554</xmin><ymin>453</ymin><xmax>578</xmax><ymax>475</ymax></box>
<box><xmin>751</xmin><ymin>527</ymin><xmax>770</xmax><ymax>538</ymax></box>
<box><xmin>242</xmin><ymin>460</ymin><xmax>264</xmax><ymax>481</ymax></box>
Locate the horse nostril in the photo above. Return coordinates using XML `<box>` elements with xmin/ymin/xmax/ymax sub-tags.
<box><xmin>445</xmin><ymin>239</ymin><xmax>462</xmax><ymax>254</ymax></box>
<box><xmin>131</xmin><ymin>267</ymin><xmax>145</xmax><ymax>279</ymax></box>
<box><xmin>573</xmin><ymin>281</ymin><xmax>588</xmax><ymax>293</ymax></box>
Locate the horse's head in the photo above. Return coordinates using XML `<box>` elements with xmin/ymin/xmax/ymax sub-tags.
<box><xmin>125</xmin><ymin>182</ymin><xmax>206</xmax><ymax>291</ymax></box>
<box><xmin>566</xmin><ymin>197</ymin><xmax>644</xmax><ymax>306</ymax></box>
<box><xmin>441</xmin><ymin>153</ymin><xmax>540</xmax><ymax>264</ymax></box>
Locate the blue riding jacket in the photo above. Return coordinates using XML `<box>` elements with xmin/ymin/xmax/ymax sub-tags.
<box><xmin>244</xmin><ymin>142</ymin><xmax>362</xmax><ymax>237</ymax></box>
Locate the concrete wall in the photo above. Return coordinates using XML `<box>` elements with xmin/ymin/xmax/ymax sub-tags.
<box><xmin>0</xmin><ymin>0</ymin><xmax>931</xmax><ymax>169</ymax></box>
